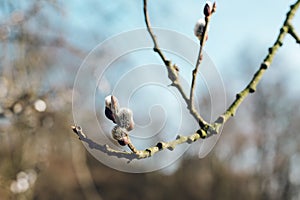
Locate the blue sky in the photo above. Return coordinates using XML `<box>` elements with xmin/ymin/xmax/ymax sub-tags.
<box><xmin>58</xmin><ymin>0</ymin><xmax>300</xmax><ymax>106</ymax></box>
<box><xmin>62</xmin><ymin>0</ymin><xmax>300</xmax><ymax>67</ymax></box>
<box><xmin>2</xmin><ymin>0</ymin><xmax>299</xmax><ymax>79</ymax></box>
<box><xmin>1</xmin><ymin>0</ymin><xmax>300</xmax><ymax>174</ymax></box>
<box><xmin>60</xmin><ymin>0</ymin><xmax>300</xmax><ymax>87</ymax></box>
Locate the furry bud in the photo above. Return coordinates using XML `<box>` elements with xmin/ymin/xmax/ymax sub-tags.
<box><xmin>203</xmin><ymin>1</ymin><xmax>213</xmax><ymax>16</ymax></box>
<box><xmin>194</xmin><ymin>18</ymin><xmax>205</xmax><ymax>40</ymax></box>
<box><xmin>194</xmin><ymin>18</ymin><xmax>209</xmax><ymax>41</ymax></box>
<box><xmin>111</xmin><ymin>125</ymin><xmax>129</xmax><ymax>146</ymax></box>
<box><xmin>116</xmin><ymin>108</ymin><xmax>134</xmax><ymax>131</ymax></box>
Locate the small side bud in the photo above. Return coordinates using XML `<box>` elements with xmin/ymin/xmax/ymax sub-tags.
<box><xmin>194</xmin><ymin>18</ymin><xmax>208</xmax><ymax>41</ymax></box>
<box><xmin>203</xmin><ymin>1</ymin><xmax>213</xmax><ymax>16</ymax></box>
<box><xmin>116</xmin><ymin>108</ymin><xmax>135</xmax><ymax>131</ymax></box>
<box><xmin>111</xmin><ymin>125</ymin><xmax>130</xmax><ymax>146</ymax></box>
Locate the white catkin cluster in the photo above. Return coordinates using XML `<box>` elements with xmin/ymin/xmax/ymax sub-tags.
<box><xmin>104</xmin><ymin>95</ymin><xmax>134</xmax><ymax>145</ymax></box>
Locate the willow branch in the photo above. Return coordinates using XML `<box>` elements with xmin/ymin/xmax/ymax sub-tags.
<box><xmin>190</xmin><ymin>3</ymin><xmax>216</xmax><ymax>128</ymax></box>
<box><xmin>216</xmin><ymin>0</ymin><xmax>300</xmax><ymax>126</ymax></box>
<box><xmin>72</xmin><ymin>125</ymin><xmax>209</xmax><ymax>160</ymax></box>
<box><xmin>72</xmin><ymin>1</ymin><xmax>300</xmax><ymax>160</ymax></box>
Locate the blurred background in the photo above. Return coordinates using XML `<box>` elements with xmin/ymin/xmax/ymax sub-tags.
<box><xmin>1</xmin><ymin>0</ymin><xmax>300</xmax><ymax>199</ymax></box>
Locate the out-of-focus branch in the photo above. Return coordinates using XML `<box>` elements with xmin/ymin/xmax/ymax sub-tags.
<box><xmin>70</xmin><ymin>134</ymin><xmax>103</xmax><ymax>200</ymax></box>
<box><xmin>13</xmin><ymin>32</ymin><xmax>85</xmax><ymax>58</ymax></box>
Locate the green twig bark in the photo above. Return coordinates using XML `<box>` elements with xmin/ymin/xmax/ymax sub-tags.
<box><xmin>219</xmin><ymin>0</ymin><xmax>300</xmax><ymax>125</ymax></box>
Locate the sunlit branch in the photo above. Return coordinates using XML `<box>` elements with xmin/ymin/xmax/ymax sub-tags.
<box><xmin>217</xmin><ymin>0</ymin><xmax>300</xmax><ymax>125</ymax></box>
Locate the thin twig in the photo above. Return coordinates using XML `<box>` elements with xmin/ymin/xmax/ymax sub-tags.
<box><xmin>143</xmin><ymin>0</ymin><xmax>168</xmax><ymax>65</ymax></box>
<box><xmin>190</xmin><ymin>40</ymin><xmax>204</xmax><ymax>107</ymax></box>
<box><xmin>143</xmin><ymin>0</ymin><xmax>189</xmax><ymax>114</ymax></box>
<box><xmin>216</xmin><ymin>0</ymin><xmax>300</xmax><ymax>125</ymax></box>
<box><xmin>190</xmin><ymin>15</ymin><xmax>212</xmax><ymax>110</ymax></box>
<box><xmin>288</xmin><ymin>24</ymin><xmax>300</xmax><ymax>43</ymax></box>
<box><xmin>143</xmin><ymin>0</ymin><xmax>210</xmax><ymax>128</ymax></box>
<box><xmin>189</xmin><ymin>3</ymin><xmax>216</xmax><ymax>128</ymax></box>
<box><xmin>70</xmin><ymin>136</ymin><xmax>103</xmax><ymax>200</ymax></box>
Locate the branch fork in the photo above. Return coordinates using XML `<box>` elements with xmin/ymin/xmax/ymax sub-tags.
<box><xmin>72</xmin><ymin>0</ymin><xmax>300</xmax><ymax>160</ymax></box>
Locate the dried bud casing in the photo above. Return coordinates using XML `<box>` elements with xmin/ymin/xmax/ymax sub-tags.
<box><xmin>110</xmin><ymin>95</ymin><xmax>119</xmax><ymax>115</ymax></box>
<box><xmin>105</xmin><ymin>107</ymin><xmax>116</xmax><ymax>123</ymax></box>
<box><xmin>116</xmin><ymin>108</ymin><xmax>134</xmax><ymax>131</ymax></box>
<box><xmin>111</xmin><ymin>125</ymin><xmax>129</xmax><ymax>146</ymax></box>
<box><xmin>104</xmin><ymin>95</ymin><xmax>119</xmax><ymax>123</ymax></box>
<box><xmin>105</xmin><ymin>95</ymin><xmax>112</xmax><ymax>108</ymax></box>
<box><xmin>203</xmin><ymin>1</ymin><xmax>213</xmax><ymax>16</ymax></box>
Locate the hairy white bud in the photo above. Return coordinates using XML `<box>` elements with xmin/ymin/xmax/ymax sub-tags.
<box><xmin>111</xmin><ymin>125</ymin><xmax>129</xmax><ymax>146</ymax></box>
<box><xmin>116</xmin><ymin>108</ymin><xmax>134</xmax><ymax>131</ymax></box>
<box><xmin>194</xmin><ymin>18</ymin><xmax>207</xmax><ymax>41</ymax></box>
